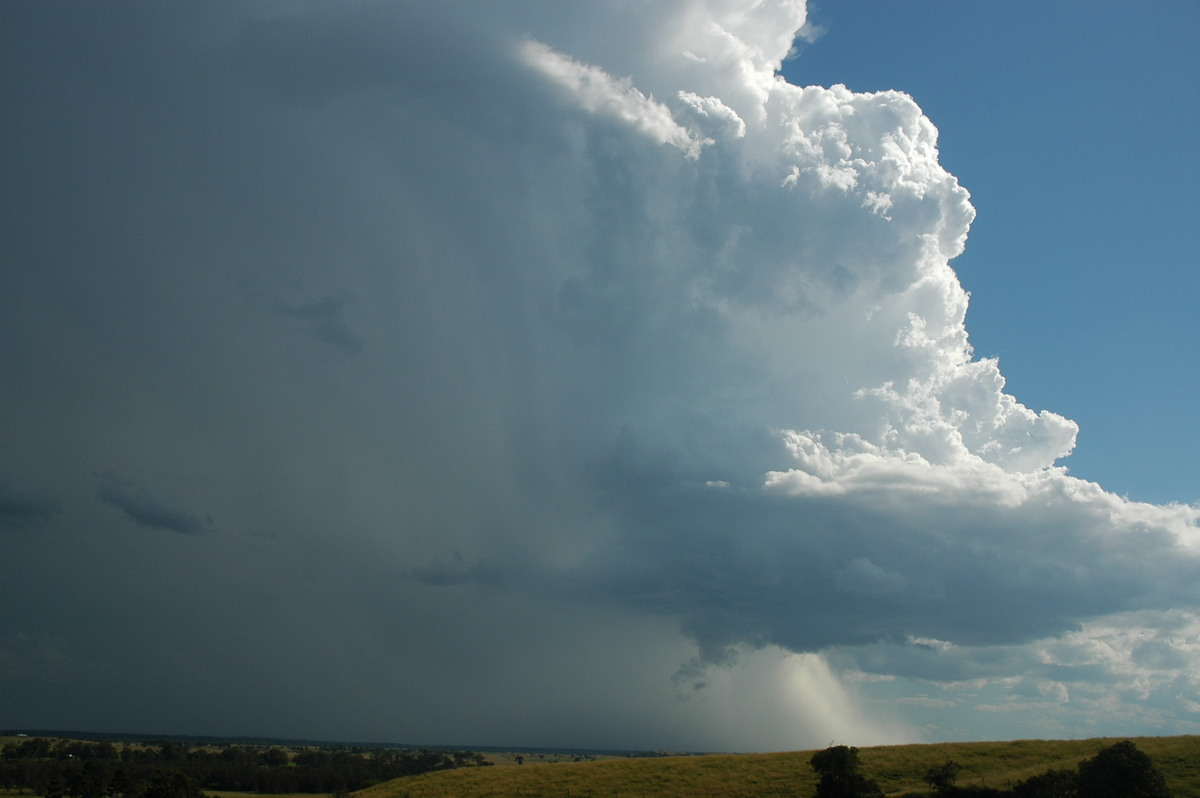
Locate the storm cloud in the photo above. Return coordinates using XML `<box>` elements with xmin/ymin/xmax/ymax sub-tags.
<box><xmin>1</xmin><ymin>1</ymin><xmax>1198</xmax><ymax>749</ymax></box>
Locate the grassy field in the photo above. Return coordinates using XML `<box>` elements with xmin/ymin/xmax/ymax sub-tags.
<box><xmin>355</xmin><ymin>735</ymin><xmax>1200</xmax><ymax>798</ymax></box>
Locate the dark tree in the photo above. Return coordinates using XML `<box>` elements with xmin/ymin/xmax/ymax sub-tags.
<box><xmin>1014</xmin><ymin>768</ymin><xmax>1078</xmax><ymax>798</ymax></box>
<box><xmin>43</xmin><ymin>773</ymin><xmax>66</xmax><ymax>798</ymax></box>
<box><xmin>72</xmin><ymin>760</ymin><xmax>109</xmax><ymax>798</ymax></box>
<box><xmin>259</xmin><ymin>750</ymin><xmax>288</xmax><ymax>768</ymax></box>
<box><xmin>925</xmin><ymin>760</ymin><xmax>962</xmax><ymax>795</ymax></box>
<box><xmin>154</xmin><ymin>745</ymin><xmax>181</xmax><ymax>765</ymax></box>
<box><xmin>1076</xmin><ymin>741</ymin><xmax>1170</xmax><ymax>798</ymax></box>
<box><xmin>809</xmin><ymin>746</ymin><xmax>884</xmax><ymax>798</ymax></box>
<box><xmin>141</xmin><ymin>772</ymin><xmax>204</xmax><ymax>798</ymax></box>
<box><xmin>107</xmin><ymin>768</ymin><xmax>133</xmax><ymax>798</ymax></box>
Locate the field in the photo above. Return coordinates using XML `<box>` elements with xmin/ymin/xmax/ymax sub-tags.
<box><xmin>355</xmin><ymin>736</ymin><xmax>1200</xmax><ymax>798</ymax></box>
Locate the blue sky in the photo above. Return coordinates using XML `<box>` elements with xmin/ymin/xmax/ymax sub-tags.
<box><xmin>787</xmin><ymin>0</ymin><xmax>1200</xmax><ymax>506</ymax></box>
<box><xmin>2</xmin><ymin>1</ymin><xmax>1199</xmax><ymax>751</ymax></box>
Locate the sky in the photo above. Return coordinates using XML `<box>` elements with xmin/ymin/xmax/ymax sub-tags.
<box><xmin>2</xmin><ymin>1</ymin><xmax>1198</xmax><ymax>753</ymax></box>
<box><xmin>788</xmin><ymin>0</ymin><xmax>1200</xmax><ymax>509</ymax></box>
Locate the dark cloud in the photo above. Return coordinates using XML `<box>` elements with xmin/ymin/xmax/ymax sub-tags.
<box><xmin>0</xmin><ymin>480</ymin><xmax>59</xmax><ymax>528</ymax></box>
<box><xmin>96</xmin><ymin>474</ymin><xmax>212</xmax><ymax>535</ymax></box>
<box><xmin>408</xmin><ymin>553</ymin><xmax>502</xmax><ymax>587</ymax></box>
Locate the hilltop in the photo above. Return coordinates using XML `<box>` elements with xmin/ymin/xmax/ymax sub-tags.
<box><xmin>356</xmin><ymin>735</ymin><xmax>1200</xmax><ymax>798</ymax></box>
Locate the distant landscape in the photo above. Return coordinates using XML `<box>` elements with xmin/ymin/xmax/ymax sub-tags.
<box><xmin>3</xmin><ymin>731</ymin><xmax>1197</xmax><ymax>798</ymax></box>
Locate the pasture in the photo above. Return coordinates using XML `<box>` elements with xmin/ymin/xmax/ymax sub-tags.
<box><xmin>356</xmin><ymin>735</ymin><xmax>1200</xmax><ymax>798</ymax></box>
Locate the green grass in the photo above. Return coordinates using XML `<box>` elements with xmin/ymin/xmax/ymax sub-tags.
<box><xmin>354</xmin><ymin>736</ymin><xmax>1200</xmax><ymax>798</ymax></box>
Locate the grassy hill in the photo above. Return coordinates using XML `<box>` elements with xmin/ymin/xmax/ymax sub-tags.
<box><xmin>355</xmin><ymin>735</ymin><xmax>1200</xmax><ymax>798</ymax></box>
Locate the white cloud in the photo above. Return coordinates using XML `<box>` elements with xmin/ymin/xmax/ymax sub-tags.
<box><xmin>520</xmin><ymin>39</ymin><xmax>710</xmax><ymax>159</ymax></box>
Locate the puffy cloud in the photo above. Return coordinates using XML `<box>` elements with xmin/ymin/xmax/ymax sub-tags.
<box><xmin>0</xmin><ymin>0</ymin><xmax>1197</xmax><ymax>748</ymax></box>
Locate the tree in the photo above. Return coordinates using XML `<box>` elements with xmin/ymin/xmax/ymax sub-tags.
<box><xmin>73</xmin><ymin>760</ymin><xmax>109</xmax><ymax>798</ymax></box>
<box><xmin>809</xmin><ymin>746</ymin><xmax>884</xmax><ymax>798</ymax></box>
<box><xmin>42</xmin><ymin>773</ymin><xmax>66</xmax><ymax>798</ymax></box>
<box><xmin>259</xmin><ymin>749</ymin><xmax>288</xmax><ymax>768</ymax></box>
<box><xmin>925</xmin><ymin>760</ymin><xmax>962</xmax><ymax>795</ymax></box>
<box><xmin>1075</xmin><ymin>741</ymin><xmax>1170</xmax><ymax>798</ymax></box>
<box><xmin>1013</xmin><ymin>768</ymin><xmax>1077</xmax><ymax>798</ymax></box>
<box><xmin>141</xmin><ymin>772</ymin><xmax>204</xmax><ymax>798</ymax></box>
<box><xmin>107</xmin><ymin>768</ymin><xmax>132</xmax><ymax>798</ymax></box>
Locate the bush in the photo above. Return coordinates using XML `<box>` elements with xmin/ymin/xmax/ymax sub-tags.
<box><xmin>809</xmin><ymin>746</ymin><xmax>884</xmax><ymax>798</ymax></box>
<box><xmin>1013</xmin><ymin>768</ymin><xmax>1077</xmax><ymax>798</ymax></box>
<box><xmin>924</xmin><ymin>760</ymin><xmax>962</xmax><ymax>795</ymax></box>
<box><xmin>1076</xmin><ymin>741</ymin><xmax>1170</xmax><ymax>798</ymax></box>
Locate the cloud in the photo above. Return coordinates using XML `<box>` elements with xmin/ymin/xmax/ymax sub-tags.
<box><xmin>0</xmin><ymin>632</ymin><xmax>111</xmax><ymax>685</ymax></box>
<box><xmin>0</xmin><ymin>0</ymin><xmax>1196</xmax><ymax>748</ymax></box>
<box><xmin>0</xmin><ymin>479</ymin><xmax>59</xmax><ymax>528</ymax></box>
<box><xmin>274</xmin><ymin>295</ymin><xmax>365</xmax><ymax>354</ymax></box>
<box><xmin>408</xmin><ymin>552</ymin><xmax>502</xmax><ymax>587</ymax></box>
<box><xmin>835</xmin><ymin>558</ymin><xmax>907</xmax><ymax>596</ymax></box>
<box><xmin>97</xmin><ymin>473</ymin><xmax>213</xmax><ymax>535</ymax></box>
<box><xmin>581</xmin><ymin>431</ymin><xmax>1200</xmax><ymax>665</ymax></box>
<box><xmin>521</xmin><ymin>40</ymin><xmax>711</xmax><ymax>159</ymax></box>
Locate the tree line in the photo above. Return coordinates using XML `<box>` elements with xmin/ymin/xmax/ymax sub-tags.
<box><xmin>810</xmin><ymin>739</ymin><xmax>1172</xmax><ymax>798</ymax></box>
<box><xmin>0</xmin><ymin>738</ymin><xmax>489</xmax><ymax>797</ymax></box>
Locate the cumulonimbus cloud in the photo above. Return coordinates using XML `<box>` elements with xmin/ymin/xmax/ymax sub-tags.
<box><xmin>468</xmin><ymin>0</ymin><xmax>1200</xmax><ymax>710</ymax></box>
<box><xmin>2</xmin><ymin>0</ymin><xmax>1197</xmax><ymax>746</ymax></box>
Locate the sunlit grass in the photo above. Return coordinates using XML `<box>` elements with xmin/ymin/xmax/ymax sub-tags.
<box><xmin>356</xmin><ymin>736</ymin><xmax>1200</xmax><ymax>798</ymax></box>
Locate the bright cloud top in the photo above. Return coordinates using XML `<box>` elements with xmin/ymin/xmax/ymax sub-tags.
<box><xmin>1</xmin><ymin>0</ymin><xmax>1198</xmax><ymax>749</ymax></box>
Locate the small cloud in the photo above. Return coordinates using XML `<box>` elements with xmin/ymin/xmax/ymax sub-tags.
<box><xmin>276</xmin><ymin>295</ymin><xmax>365</xmax><ymax>354</ymax></box>
<box><xmin>794</xmin><ymin>20</ymin><xmax>827</xmax><ymax>47</ymax></box>
<box><xmin>842</xmin><ymin>671</ymin><xmax>896</xmax><ymax>683</ymax></box>
<box><xmin>896</xmin><ymin>695</ymin><xmax>958</xmax><ymax>709</ymax></box>
<box><xmin>672</xmin><ymin>655</ymin><xmax>718</xmax><ymax>694</ymax></box>
<box><xmin>782</xmin><ymin>21</ymin><xmax>827</xmax><ymax>63</ymax></box>
<box><xmin>976</xmin><ymin>700</ymin><xmax>1061</xmax><ymax>713</ymax></box>
<box><xmin>96</xmin><ymin>473</ymin><xmax>212</xmax><ymax>535</ymax></box>
<box><xmin>834</xmin><ymin>557</ymin><xmax>907</xmax><ymax>596</ymax></box>
<box><xmin>0</xmin><ymin>479</ymin><xmax>59</xmax><ymax>528</ymax></box>
<box><xmin>408</xmin><ymin>551</ymin><xmax>501</xmax><ymax>587</ymax></box>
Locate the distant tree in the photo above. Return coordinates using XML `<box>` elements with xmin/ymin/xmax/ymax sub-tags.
<box><xmin>1014</xmin><ymin>768</ymin><xmax>1077</xmax><ymax>798</ymax></box>
<box><xmin>154</xmin><ymin>745</ymin><xmax>180</xmax><ymax>764</ymax></box>
<box><xmin>72</xmin><ymin>760</ymin><xmax>108</xmax><ymax>798</ymax></box>
<box><xmin>92</xmin><ymin>744</ymin><xmax>119</xmax><ymax>763</ymax></box>
<box><xmin>141</xmin><ymin>771</ymin><xmax>204</xmax><ymax>798</ymax></box>
<box><xmin>1075</xmin><ymin>741</ymin><xmax>1170</xmax><ymax>798</ymax></box>
<box><xmin>8</xmin><ymin>739</ymin><xmax>54</xmax><ymax>760</ymax></box>
<box><xmin>42</xmin><ymin>773</ymin><xmax>66</xmax><ymax>798</ymax></box>
<box><xmin>809</xmin><ymin>746</ymin><xmax>884</xmax><ymax>798</ymax></box>
<box><xmin>107</xmin><ymin>768</ymin><xmax>132</xmax><ymax>798</ymax></box>
<box><xmin>925</xmin><ymin>760</ymin><xmax>962</xmax><ymax>795</ymax></box>
<box><xmin>259</xmin><ymin>749</ymin><xmax>288</xmax><ymax>768</ymax></box>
